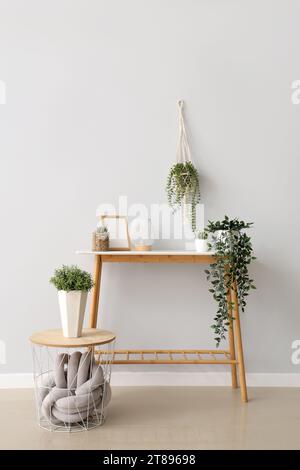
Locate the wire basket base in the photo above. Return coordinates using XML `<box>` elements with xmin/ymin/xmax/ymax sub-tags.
<box><xmin>31</xmin><ymin>341</ymin><xmax>114</xmax><ymax>433</ymax></box>
<box><xmin>38</xmin><ymin>412</ymin><xmax>106</xmax><ymax>432</ymax></box>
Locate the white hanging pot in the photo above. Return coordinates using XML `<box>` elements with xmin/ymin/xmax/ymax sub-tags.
<box><xmin>215</xmin><ymin>229</ymin><xmax>239</xmax><ymax>239</ymax></box>
<box><xmin>195</xmin><ymin>239</ymin><xmax>209</xmax><ymax>253</ymax></box>
<box><xmin>213</xmin><ymin>230</ymin><xmax>239</xmax><ymax>252</ymax></box>
<box><xmin>215</xmin><ymin>230</ymin><xmax>226</xmax><ymax>239</ymax></box>
<box><xmin>58</xmin><ymin>291</ymin><xmax>88</xmax><ymax>338</ymax></box>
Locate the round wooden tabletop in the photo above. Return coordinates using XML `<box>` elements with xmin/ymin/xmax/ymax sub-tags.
<box><xmin>29</xmin><ymin>328</ymin><xmax>116</xmax><ymax>348</ymax></box>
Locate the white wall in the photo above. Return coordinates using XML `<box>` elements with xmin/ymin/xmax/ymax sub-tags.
<box><xmin>1</xmin><ymin>0</ymin><xmax>300</xmax><ymax>376</ymax></box>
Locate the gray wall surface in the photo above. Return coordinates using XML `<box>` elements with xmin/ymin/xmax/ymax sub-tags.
<box><xmin>1</xmin><ymin>0</ymin><xmax>299</xmax><ymax>374</ymax></box>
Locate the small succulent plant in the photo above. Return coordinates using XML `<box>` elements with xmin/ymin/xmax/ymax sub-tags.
<box><xmin>96</xmin><ymin>224</ymin><xmax>109</xmax><ymax>241</ymax></box>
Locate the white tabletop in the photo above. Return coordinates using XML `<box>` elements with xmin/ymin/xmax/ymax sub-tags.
<box><xmin>77</xmin><ymin>250</ymin><xmax>214</xmax><ymax>256</ymax></box>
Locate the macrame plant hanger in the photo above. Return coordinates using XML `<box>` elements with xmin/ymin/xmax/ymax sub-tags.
<box><xmin>176</xmin><ymin>100</ymin><xmax>193</xmax><ymax>225</ymax></box>
<box><xmin>176</xmin><ymin>100</ymin><xmax>192</xmax><ymax>164</ymax></box>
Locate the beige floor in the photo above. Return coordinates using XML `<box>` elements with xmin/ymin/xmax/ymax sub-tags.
<box><xmin>0</xmin><ymin>387</ymin><xmax>299</xmax><ymax>450</ymax></box>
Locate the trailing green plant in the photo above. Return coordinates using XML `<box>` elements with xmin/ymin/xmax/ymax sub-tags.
<box><xmin>50</xmin><ymin>265</ymin><xmax>94</xmax><ymax>292</ymax></box>
<box><xmin>195</xmin><ymin>230</ymin><xmax>208</xmax><ymax>240</ymax></box>
<box><xmin>166</xmin><ymin>161</ymin><xmax>200</xmax><ymax>232</ymax></box>
<box><xmin>204</xmin><ymin>216</ymin><xmax>256</xmax><ymax>346</ymax></box>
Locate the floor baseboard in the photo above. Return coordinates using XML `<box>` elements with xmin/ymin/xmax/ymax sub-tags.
<box><xmin>111</xmin><ymin>372</ymin><xmax>300</xmax><ymax>387</ymax></box>
<box><xmin>1</xmin><ymin>371</ymin><xmax>300</xmax><ymax>388</ymax></box>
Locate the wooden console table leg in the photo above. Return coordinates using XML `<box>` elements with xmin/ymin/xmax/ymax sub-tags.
<box><xmin>231</xmin><ymin>281</ymin><xmax>248</xmax><ymax>402</ymax></box>
<box><xmin>89</xmin><ymin>255</ymin><xmax>102</xmax><ymax>328</ymax></box>
<box><xmin>227</xmin><ymin>289</ymin><xmax>238</xmax><ymax>389</ymax></box>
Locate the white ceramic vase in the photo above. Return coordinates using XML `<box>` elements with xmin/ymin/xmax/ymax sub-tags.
<box><xmin>58</xmin><ymin>291</ymin><xmax>88</xmax><ymax>338</ymax></box>
<box><xmin>195</xmin><ymin>239</ymin><xmax>209</xmax><ymax>252</ymax></box>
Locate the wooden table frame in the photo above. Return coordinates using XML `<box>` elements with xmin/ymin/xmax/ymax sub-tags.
<box><xmin>77</xmin><ymin>251</ymin><xmax>248</xmax><ymax>402</ymax></box>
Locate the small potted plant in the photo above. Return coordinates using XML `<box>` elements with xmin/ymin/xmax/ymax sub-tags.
<box><xmin>95</xmin><ymin>224</ymin><xmax>109</xmax><ymax>251</ymax></box>
<box><xmin>195</xmin><ymin>230</ymin><xmax>208</xmax><ymax>252</ymax></box>
<box><xmin>50</xmin><ymin>265</ymin><xmax>94</xmax><ymax>338</ymax></box>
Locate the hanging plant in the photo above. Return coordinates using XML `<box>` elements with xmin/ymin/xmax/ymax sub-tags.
<box><xmin>166</xmin><ymin>101</ymin><xmax>200</xmax><ymax>232</ymax></box>
<box><xmin>166</xmin><ymin>161</ymin><xmax>200</xmax><ymax>232</ymax></box>
<box><xmin>204</xmin><ymin>216</ymin><xmax>256</xmax><ymax>346</ymax></box>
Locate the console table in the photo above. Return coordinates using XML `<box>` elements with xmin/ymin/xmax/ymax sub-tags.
<box><xmin>77</xmin><ymin>250</ymin><xmax>248</xmax><ymax>402</ymax></box>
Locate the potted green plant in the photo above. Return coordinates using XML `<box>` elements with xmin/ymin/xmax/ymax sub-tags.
<box><xmin>166</xmin><ymin>161</ymin><xmax>200</xmax><ymax>232</ymax></box>
<box><xmin>204</xmin><ymin>216</ymin><xmax>256</xmax><ymax>346</ymax></box>
<box><xmin>195</xmin><ymin>230</ymin><xmax>209</xmax><ymax>252</ymax></box>
<box><xmin>50</xmin><ymin>265</ymin><xmax>94</xmax><ymax>338</ymax></box>
<box><xmin>166</xmin><ymin>101</ymin><xmax>200</xmax><ymax>232</ymax></box>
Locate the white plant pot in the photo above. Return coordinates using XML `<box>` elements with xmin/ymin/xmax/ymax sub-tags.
<box><xmin>215</xmin><ymin>230</ymin><xmax>225</xmax><ymax>239</ymax></box>
<box><xmin>58</xmin><ymin>291</ymin><xmax>88</xmax><ymax>338</ymax></box>
<box><xmin>213</xmin><ymin>229</ymin><xmax>238</xmax><ymax>252</ymax></box>
<box><xmin>195</xmin><ymin>239</ymin><xmax>209</xmax><ymax>252</ymax></box>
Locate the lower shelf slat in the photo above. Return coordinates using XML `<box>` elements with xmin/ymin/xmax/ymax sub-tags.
<box><xmin>94</xmin><ymin>348</ymin><xmax>237</xmax><ymax>365</ymax></box>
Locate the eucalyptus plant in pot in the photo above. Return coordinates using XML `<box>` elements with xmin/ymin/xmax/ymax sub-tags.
<box><xmin>204</xmin><ymin>216</ymin><xmax>256</xmax><ymax>346</ymax></box>
<box><xmin>50</xmin><ymin>265</ymin><xmax>94</xmax><ymax>338</ymax></box>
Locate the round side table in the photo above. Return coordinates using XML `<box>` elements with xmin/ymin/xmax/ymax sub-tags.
<box><xmin>29</xmin><ymin>328</ymin><xmax>116</xmax><ymax>432</ymax></box>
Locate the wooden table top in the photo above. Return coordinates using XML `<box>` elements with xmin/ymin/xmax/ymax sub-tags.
<box><xmin>29</xmin><ymin>328</ymin><xmax>116</xmax><ymax>348</ymax></box>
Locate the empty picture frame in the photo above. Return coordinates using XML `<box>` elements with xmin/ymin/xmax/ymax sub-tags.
<box><xmin>99</xmin><ymin>215</ymin><xmax>131</xmax><ymax>251</ymax></box>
